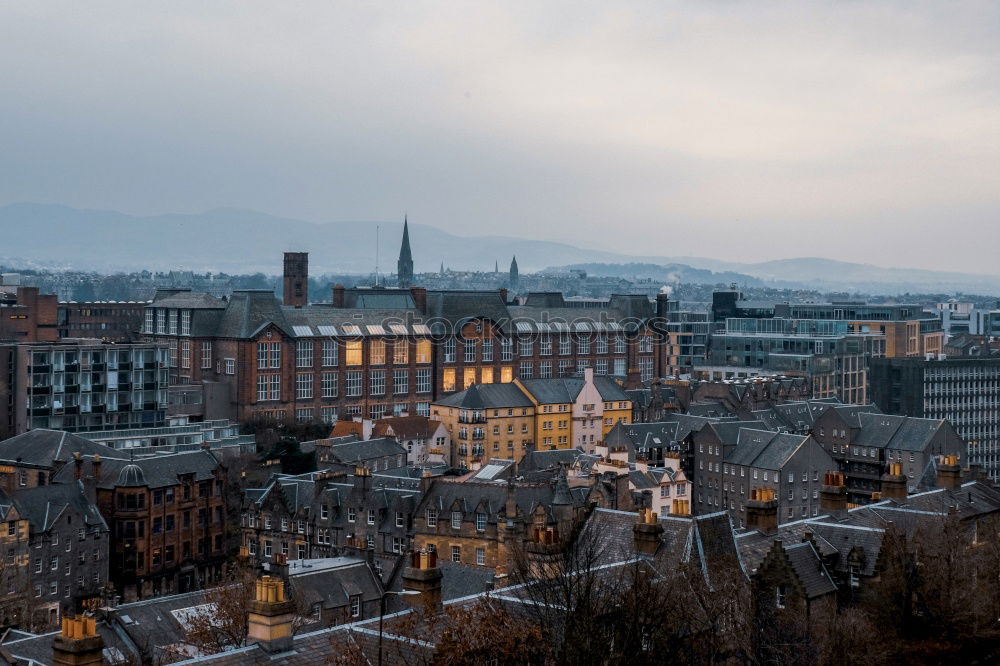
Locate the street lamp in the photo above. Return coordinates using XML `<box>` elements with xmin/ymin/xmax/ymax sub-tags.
<box><xmin>378</xmin><ymin>589</ymin><xmax>419</xmax><ymax>666</ymax></box>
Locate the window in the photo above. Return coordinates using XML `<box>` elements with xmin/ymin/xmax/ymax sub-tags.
<box><xmin>776</xmin><ymin>585</ymin><xmax>786</xmax><ymax>608</ymax></box>
<box><xmin>346</xmin><ymin>371</ymin><xmax>363</xmax><ymax>397</ymax></box>
<box><xmin>225</xmin><ymin>358</ymin><xmax>235</xmax><ymax>375</ymax></box>
<box><xmin>613</xmin><ymin>358</ymin><xmax>626</xmax><ymax>376</ymax></box>
<box><xmin>201</xmin><ymin>342</ymin><xmax>212</xmax><ymax>369</ymax></box>
<box><xmin>482</xmin><ymin>339</ymin><xmax>493</xmax><ymax>362</ymax></box>
<box><xmin>519</xmin><ymin>361</ymin><xmax>533</xmax><ymax>378</ymax></box>
<box><xmin>181</xmin><ymin>340</ymin><xmax>191</xmax><ymax>368</ymax></box>
<box><xmin>540</xmin><ymin>361</ymin><xmax>552</xmax><ymax>378</ymax></box>
<box><xmin>370</xmin><ymin>340</ymin><xmax>386</xmax><ymax>365</ymax></box>
<box><xmin>393</xmin><ymin>369</ymin><xmax>408</xmax><ymax>395</ymax></box>
<box><xmin>348</xmin><ymin>508</ymin><xmax>356</xmax><ymax>523</ymax></box>
<box><xmin>501</xmin><ymin>338</ymin><xmax>513</xmax><ymax>361</ymax></box>
<box><xmin>464</xmin><ymin>340</ymin><xmax>477</xmax><ymax>363</ymax></box>
<box><xmin>416</xmin><ymin>368</ymin><xmax>431</xmax><ymax>393</ymax></box>
<box><xmin>416</xmin><ymin>339</ymin><xmax>432</xmax><ymax>364</ymax></box>
<box><xmin>322</xmin><ymin>340</ymin><xmax>338</xmax><ymax>367</ymax></box>
<box><xmin>578</xmin><ymin>338</ymin><xmax>591</xmax><ymax>355</ymax></box>
<box><xmin>321</xmin><ymin>372</ymin><xmax>338</xmax><ymax>398</ymax></box>
<box><xmin>426</xmin><ymin>509</ymin><xmax>438</xmax><ymax>527</ymax></box>
<box><xmin>321</xmin><ymin>407</ymin><xmax>337</xmax><ymax>423</ymax></box>
<box><xmin>367</xmin><ymin>509</ymin><xmax>375</xmax><ymax>525</ymax></box>
<box><xmin>269</xmin><ymin>375</ymin><xmax>280</xmax><ymax>400</ymax></box>
<box><xmin>540</xmin><ymin>337</ymin><xmax>552</xmax><ymax>356</ymax></box>
<box><xmin>520</xmin><ymin>340</ymin><xmax>534</xmax><ymax>356</ymax></box>
<box><xmin>392</xmin><ymin>341</ymin><xmax>408</xmax><ymax>365</ymax></box>
<box><xmin>451</xmin><ymin>511</ymin><xmax>462</xmax><ymax>529</ymax></box>
<box><xmin>350</xmin><ymin>595</ymin><xmax>361</xmax><ymax>617</ymax></box>
<box><xmin>614</xmin><ymin>337</ymin><xmax>626</xmax><ymax>354</ymax></box>
<box><xmin>396</xmin><ymin>512</ymin><xmax>405</xmax><ymax>528</ymax></box>
<box><xmin>476</xmin><ymin>547</ymin><xmax>486</xmax><ymax>566</ymax></box>
<box><xmin>370</xmin><ymin>370</ymin><xmax>386</xmax><ymax>396</ymax></box>
<box><xmin>444</xmin><ymin>339</ymin><xmax>456</xmax><ymax>363</ymax></box>
<box><xmin>296</xmin><ymin>373</ymin><xmax>314</xmax><ymax>399</ymax></box>
<box><xmin>345</xmin><ymin>340</ymin><xmax>363</xmax><ymax>366</ymax></box>
<box><xmin>144</xmin><ymin>309</ymin><xmax>154</xmax><ymax>333</ymax></box>
<box><xmin>596</xmin><ymin>335</ymin><xmax>608</xmax><ymax>354</ymax></box>
<box><xmin>559</xmin><ymin>336</ymin><xmax>571</xmax><ymax>355</ymax></box>
<box><xmin>296</xmin><ymin>408</ymin><xmax>313</xmax><ymax>423</ymax></box>
<box><xmin>451</xmin><ymin>545</ymin><xmax>461</xmax><ymax>563</ymax></box>
<box><xmin>476</xmin><ymin>512</ymin><xmax>486</xmax><ymax>531</ymax></box>
<box><xmin>296</xmin><ymin>341</ymin><xmax>313</xmax><ymax>368</ymax></box>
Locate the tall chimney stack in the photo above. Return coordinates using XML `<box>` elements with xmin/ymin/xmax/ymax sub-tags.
<box><xmin>283</xmin><ymin>252</ymin><xmax>309</xmax><ymax>307</ymax></box>
<box><xmin>332</xmin><ymin>284</ymin><xmax>346</xmax><ymax>308</ymax></box>
<box><xmin>52</xmin><ymin>616</ymin><xmax>104</xmax><ymax>666</ymax></box>
<box><xmin>937</xmin><ymin>455</ymin><xmax>962</xmax><ymax>489</ymax></box>
<box><xmin>402</xmin><ymin>549</ymin><xmax>443</xmax><ymax>611</ymax></box>
<box><xmin>880</xmin><ymin>462</ymin><xmax>908</xmax><ymax>501</ymax></box>
<box><xmin>820</xmin><ymin>471</ymin><xmax>848</xmax><ymax>517</ymax></box>
<box><xmin>633</xmin><ymin>507</ymin><xmax>664</xmax><ymax>556</ymax></box>
<box><xmin>745</xmin><ymin>487</ymin><xmax>778</xmax><ymax>534</ymax></box>
<box><xmin>247</xmin><ymin>575</ymin><xmax>296</xmax><ymax>654</ymax></box>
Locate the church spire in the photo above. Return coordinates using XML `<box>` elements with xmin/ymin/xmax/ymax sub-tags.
<box><xmin>397</xmin><ymin>215</ymin><xmax>414</xmax><ymax>288</ymax></box>
<box><xmin>509</xmin><ymin>256</ymin><xmax>519</xmax><ymax>290</ymax></box>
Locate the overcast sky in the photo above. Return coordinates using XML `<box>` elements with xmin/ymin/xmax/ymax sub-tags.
<box><xmin>1</xmin><ymin>1</ymin><xmax>998</xmax><ymax>273</ymax></box>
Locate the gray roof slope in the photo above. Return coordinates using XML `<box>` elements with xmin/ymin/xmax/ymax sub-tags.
<box><xmin>435</xmin><ymin>383</ymin><xmax>533</xmax><ymax>409</ymax></box>
<box><xmin>318</xmin><ymin>437</ymin><xmax>407</xmax><ymax>463</ymax></box>
<box><xmin>517</xmin><ymin>447</ymin><xmax>584</xmax><ymax>473</ymax></box>
<box><xmin>7</xmin><ymin>482</ymin><xmax>108</xmax><ymax>533</ymax></box>
<box><xmin>0</xmin><ymin>429</ymin><xmax>120</xmax><ymax>467</ymax></box>
<box><xmin>726</xmin><ymin>430</ymin><xmax>808</xmax><ymax>470</ymax></box>
<box><xmin>783</xmin><ymin>542</ymin><xmax>837</xmax><ymax>598</ymax></box>
<box><xmin>423</xmin><ymin>291</ymin><xmax>511</xmax><ymax>334</ymax></box>
<box><xmin>51</xmin><ymin>449</ymin><xmax>219</xmax><ymax>489</ymax></box>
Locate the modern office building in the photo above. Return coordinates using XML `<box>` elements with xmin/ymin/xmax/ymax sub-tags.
<box><xmin>870</xmin><ymin>356</ymin><xmax>1000</xmax><ymax>478</ymax></box>
<box><xmin>0</xmin><ymin>340</ymin><xmax>170</xmax><ymax>439</ymax></box>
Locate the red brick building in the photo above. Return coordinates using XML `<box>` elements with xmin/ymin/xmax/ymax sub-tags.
<box><xmin>140</xmin><ymin>253</ymin><xmax>672</xmax><ymax>426</ymax></box>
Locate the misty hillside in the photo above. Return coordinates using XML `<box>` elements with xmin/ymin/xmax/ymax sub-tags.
<box><xmin>2</xmin><ymin>203</ymin><xmax>1000</xmax><ymax>295</ymax></box>
<box><xmin>544</xmin><ymin>262</ymin><xmax>764</xmax><ymax>287</ymax></box>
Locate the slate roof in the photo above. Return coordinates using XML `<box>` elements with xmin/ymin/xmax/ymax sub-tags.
<box><xmin>854</xmin><ymin>413</ymin><xmax>943</xmax><ymax>451</ymax></box>
<box><xmin>149</xmin><ymin>290</ymin><xmax>226</xmax><ymax>310</ymax></box>
<box><xmin>434</xmin><ymin>383</ymin><xmax>533</xmax><ymax>409</ymax></box>
<box><xmin>313</xmin><ymin>437</ymin><xmax>407</xmax><ymax>464</ymax></box>
<box><xmin>727</xmin><ymin>429</ymin><xmax>809</xmax><ymax>469</ymax></box>
<box><xmin>286</xmin><ymin>558</ymin><xmax>383</xmax><ymax>615</ymax></box>
<box><xmin>6</xmin><ymin>481</ymin><xmax>108</xmax><ymax>533</ymax></box>
<box><xmin>517</xmin><ymin>447</ymin><xmax>585</xmax><ymax>473</ymax></box>
<box><xmin>519</xmin><ymin>375</ymin><xmax>630</xmax><ymax>405</ymax></box>
<box><xmin>372</xmin><ymin>416</ymin><xmax>441</xmax><ymax>440</ymax></box>
<box><xmin>51</xmin><ymin>449</ymin><xmax>220</xmax><ymax>489</ymax></box>
<box><xmin>0</xmin><ymin>429</ymin><xmax>120</xmax><ymax>468</ymax></box>
<box><xmin>783</xmin><ymin>541</ymin><xmax>837</xmax><ymax>598</ymax></box>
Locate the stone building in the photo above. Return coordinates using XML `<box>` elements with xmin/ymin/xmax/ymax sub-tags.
<box><xmin>51</xmin><ymin>449</ymin><xmax>228</xmax><ymax>601</ymax></box>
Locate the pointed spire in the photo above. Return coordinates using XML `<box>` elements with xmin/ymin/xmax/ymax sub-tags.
<box><xmin>552</xmin><ymin>462</ymin><xmax>573</xmax><ymax>505</ymax></box>
<box><xmin>509</xmin><ymin>256</ymin><xmax>519</xmax><ymax>288</ymax></box>
<box><xmin>397</xmin><ymin>215</ymin><xmax>414</xmax><ymax>287</ymax></box>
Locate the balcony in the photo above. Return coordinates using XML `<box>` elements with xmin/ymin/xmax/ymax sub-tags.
<box><xmin>458</xmin><ymin>415</ymin><xmax>487</xmax><ymax>424</ymax></box>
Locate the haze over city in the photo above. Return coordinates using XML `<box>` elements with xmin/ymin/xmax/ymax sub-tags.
<box><xmin>2</xmin><ymin>1</ymin><xmax>999</xmax><ymax>273</ymax></box>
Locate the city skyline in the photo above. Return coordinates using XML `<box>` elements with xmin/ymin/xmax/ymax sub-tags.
<box><xmin>2</xmin><ymin>2</ymin><xmax>998</xmax><ymax>273</ymax></box>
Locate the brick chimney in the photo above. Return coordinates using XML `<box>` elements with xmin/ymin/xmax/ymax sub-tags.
<box><xmin>633</xmin><ymin>507</ymin><xmax>664</xmax><ymax>556</ymax></box>
<box><xmin>331</xmin><ymin>284</ymin><xmax>346</xmax><ymax>308</ymax></box>
<box><xmin>402</xmin><ymin>549</ymin><xmax>443</xmax><ymax>611</ymax></box>
<box><xmin>745</xmin><ymin>487</ymin><xmax>778</xmax><ymax>534</ymax></box>
<box><xmin>283</xmin><ymin>252</ymin><xmax>309</xmax><ymax>307</ymax></box>
<box><xmin>409</xmin><ymin>287</ymin><xmax>428</xmax><ymax>312</ymax></box>
<box><xmin>820</xmin><ymin>471</ymin><xmax>848</xmax><ymax>516</ymax></box>
<box><xmin>52</xmin><ymin>616</ymin><xmax>104</xmax><ymax>666</ymax></box>
<box><xmin>247</xmin><ymin>575</ymin><xmax>296</xmax><ymax>654</ymax></box>
<box><xmin>937</xmin><ymin>455</ymin><xmax>962</xmax><ymax>489</ymax></box>
<box><xmin>74</xmin><ymin>451</ymin><xmax>83</xmax><ymax>480</ymax></box>
<box><xmin>880</xmin><ymin>462</ymin><xmax>908</xmax><ymax>501</ymax></box>
<box><xmin>353</xmin><ymin>465</ymin><xmax>371</xmax><ymax>493</ymax></box>
<box><xmin>92</xmin><ymin>454</ymin><xmax>101</xmax><ymax>482</ymax></box>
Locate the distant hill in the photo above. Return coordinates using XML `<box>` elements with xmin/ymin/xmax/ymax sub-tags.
<box><xmin>543</xmin><ymin>262</ymin><xmax>764</xmax><ymax>287</ymax></box>
<box><xmin>2</xmin><ymin>203</ymin><xmax>999</xmax><ymax>295</ymax></box>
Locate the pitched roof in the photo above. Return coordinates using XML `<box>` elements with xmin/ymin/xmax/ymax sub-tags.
<box><xmin>782</xmin><ymin>541</ymin><xmax>837</xmax><ymax>598</ymax></box>
<box><xmin>726</xmin><ymin>429</ymin><xmax>809</xmax><ymax>470</ymax></box>
<box><xmin>435</xmin><ymin>383</ymin><xmax>533</xmax><ymax>409</ymax></box>
<box><xmin>0</xmin><ymin>429</ymin><xmax>119</xmax><ymax>468</ymax></box>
